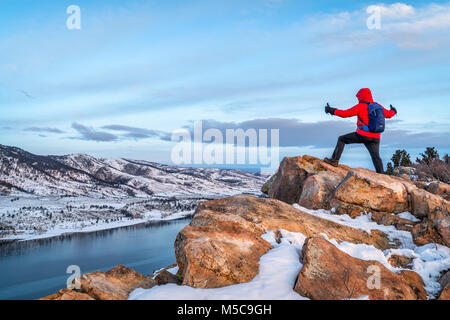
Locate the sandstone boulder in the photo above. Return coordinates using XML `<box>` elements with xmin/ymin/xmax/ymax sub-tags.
<box><xmin>155</xmin><ymin>269</ymin><xmax>182</xmax><ymax>286</ymax></box>
<box><xmin>41</xmin><ymin>289</ymin><xmax>95</xmax><ymax>300</ymax></box>
<box><xmin>370</xmin><ymin>212</ymin><xmax>418</xmax><ymax>232</ymax></box>
<box><xmin>331</xmin><ymin>169</ymin><xmax>409</xmax><ymax>217</ymax></box>
<box><xmin>412</xmin><ymin>220</ymin><xmax>447</xmax><ymax>246</ymax></box>
<box><xmin>294</xmin><ymin>237</ymin><xmax>426</xmax><ymax>300</ymax></box>
<box><xmin>298</xmin><ymin>171</ymin><xmax>343</xmax><ymax>210</ymax></box>
<box><xmin>175</xmin><ymin>195</ymin><xmax>392</xmax><ymax>289</ymax></box>
<box><xmin>78</xmin><ymin>265</ymin><xmax>156</xmax><ymax>300</ymax></box>
<box><xmin>407</xmin><ymin>186</ymin><xmax>449</xmax><ymax>220</ymax></box>
<box><xmin>175</xmin><ymin>220</ymin><xmax>271</xmax><ymax>288</ymax></box>
<box><xmin>439</xmin><ymin>286</ymin><xmax>450</xmax><ymax>300</ymax></box>
<box><xmin>262</xmin><ymin>155</ymin><xmax>349</xmax><ymax>205</ymax></box>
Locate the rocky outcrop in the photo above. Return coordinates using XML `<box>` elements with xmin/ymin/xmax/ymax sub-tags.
<box><xmin>175</xmin><ymin>195</ymin><xmax>392</xmax><ymax>289</ymax></box>
<box><xmin>263</xmin><ymin>156</ymin><xmax>449</xmax><ymax>218</ymax></box>
<box><xmin>262</xmin><ymin>155</ymin><xmax>349</xmax><ymax>206</ymax></box>
<box><xmin>42</xmin><ymin>265</ymin><xmax>157</xmax><ymax>300</ymax></box>
<box><xmin>330</xmin><ymin>169</ymin><xmax>448</xmax><ymax>220</ymax></box>
<box><xmin>294</xmin><ymin>237</ymin><xmax>426</xmax><ymax>300</ymax></box>
<box><xmin>262</xmin><ymin>156</ymin><xmax>450</xmax><ymax>246</ymax></box>
<box><xmin>40</xmin><ymin>155</ymin><xmax>449</xmax><ymax>300</ymax></box>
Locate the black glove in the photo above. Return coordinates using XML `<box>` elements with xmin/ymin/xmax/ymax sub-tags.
<box><xmin>325</xmin><ymin>103</ymin><xmax>336</xmax><ymax>115</ymax></box>
<box><xmin>390</xmin><ymin>104</ymin><xmax>397</xmax><ymax>115</ymax></box>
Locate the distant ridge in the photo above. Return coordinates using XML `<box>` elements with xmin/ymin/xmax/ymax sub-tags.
<box><xmin>0</xmin><ymin>145</ymin><xmax>267</xmax><ymax>197</ymax></box>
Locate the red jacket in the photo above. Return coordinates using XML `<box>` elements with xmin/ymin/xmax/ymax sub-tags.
<box><xmin>334</xmin><ymin>88</ymin><xmax>396</xmax><ymax>139</ymax></box>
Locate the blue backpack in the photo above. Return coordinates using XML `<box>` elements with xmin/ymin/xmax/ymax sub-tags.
<box><xmin>359</xmin><ymin>102</ymin><xmax>385</xmax><ymax>133</ymax></box>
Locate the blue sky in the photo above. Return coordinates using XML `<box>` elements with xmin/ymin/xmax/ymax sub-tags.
<box><xmin>1</xmin><ymin>0</ymin><xmax>449</xmax><ymax>171</ymax></box>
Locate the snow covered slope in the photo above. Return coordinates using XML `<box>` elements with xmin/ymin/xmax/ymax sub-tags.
<box><xmin>0</xmin><ymin>145</ymin><xmax>268</xmax><ymax>197</ymax></box>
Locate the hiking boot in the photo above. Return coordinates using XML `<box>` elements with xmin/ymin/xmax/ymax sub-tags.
<box><xmin>324</xmin><ymin>157</ymin><xmax>339</xmax><ymax>167</ymax></box>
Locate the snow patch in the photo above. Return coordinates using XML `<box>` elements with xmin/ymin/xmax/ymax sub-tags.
<box><xmin>167</xmin><ymin>266</ymin><xmax>179</xmax><ymax>275</ymax></box>
<box><xmin>324</xmin><ymin>235</ymin><xmax>450</xmax><ymax>298</ymax></box>
<box><xmin>293</xmin><ymin>204</ymin><xmax>415</xmax><ymax>248</ymax></box>
<box><xmin>396</xmin><ymin>212</ymin><xmax>420</xmax><ymax>222</ymax></box>
<box><xmin>129</xmin><ymin>230</ymin><xmax>308</xmax><ymax>300</ymax></box>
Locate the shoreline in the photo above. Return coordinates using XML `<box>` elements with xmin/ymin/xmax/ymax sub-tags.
<box><xmin>0</xmin><ymin>212</ymin><xmax>193</xmax><ymax>245</ymax></box>
<box><xmin>0</xmin><ymin>191</ymin><xmax>264</xmax><ymax>245</ymax></box>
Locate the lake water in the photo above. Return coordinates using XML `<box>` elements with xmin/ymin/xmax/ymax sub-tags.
<box><xmin>0</xmin><ymin>218</ymin><xmax>191</xmax><ymax>300</ymax></box>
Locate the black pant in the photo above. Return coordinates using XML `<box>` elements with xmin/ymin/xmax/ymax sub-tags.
<box><xmin>331</xmin><ymin>132</ymin><xmax>384</xmax><ymax>174</ymax></box>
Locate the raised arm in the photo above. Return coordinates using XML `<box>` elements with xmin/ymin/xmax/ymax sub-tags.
<box><xmin>334</xmin><ymin>104</ymin><xmax>360</xmax><ymax>118</ymax></box>
<box><xmin>384</xmin><ymin>105</ymin><xmax>397</xmax><ymax>119</ymax></box>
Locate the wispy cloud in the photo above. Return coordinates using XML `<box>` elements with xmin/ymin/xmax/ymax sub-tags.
<box><xmin>310</xmin><ymin>2</ymin><xmax>450</xmax><ymax>49</ymax></box>
<box><xmin>1</xmin><ymin>1</ymin><xmax>449</xmax><ymax>162</ymax></box>
<box><xmin>182</xmin><ymin>118</ymin><xmax>352</xmax><ymax>147</ymax></box>
<box><xmin>70</xmin><ymin>123</ymin><xmax>172</xmax><ymax>142</ymax></box>
<box><xmin>102</xmin><ymin>124</ymin><xmax>171</xmax><ymax>141</ymax></box>
<box><xmin>24</xmin><ymin>127</ymin><xmax>65</xmax><ymax>134</ymax></box>
<box><xmin>71</xmin><ymin>123</ymin><xmax>117</xmax><ymax>142</ymax></box>
<box><xmin>18</xmin><ymin>89</ymin><xmax>35</xmax><ymax>99</ymax></box>
<box><xmin>182</xmin><ymin>118</ymin><xmax>450</xmax><ymax>149</ymax></box>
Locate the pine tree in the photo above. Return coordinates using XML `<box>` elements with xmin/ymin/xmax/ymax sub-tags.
<box><xmin>386</xmin><ymin>149</ymin><xmax>412</xmax><ymax>175</ymax></box>
<box><xmin>391</xmin><ymin>149</ymin><xmax>412</xmax><ymax>167</ymax></box>
<box><xmin>416</xmin><ymin>147</ymin><xmax>439</xmax><ymax>165</ymax></box>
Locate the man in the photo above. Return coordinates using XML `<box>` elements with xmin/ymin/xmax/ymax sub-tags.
<box><xmin>324</xmin><ymin>88</ymin><xmax>397</xmax><ymax>174</ymax></box>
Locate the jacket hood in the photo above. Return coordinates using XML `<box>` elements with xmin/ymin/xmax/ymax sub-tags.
<box><xmin>356</xmin><ymin>88</ymin><xmax>373</xmax><ymax>103</ymax></box>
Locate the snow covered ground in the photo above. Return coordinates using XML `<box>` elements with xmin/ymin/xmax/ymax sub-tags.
<box><xmin>129</xmin><ymin>205</ymin><xmax>450</xmax><ymax>300</ymax></box>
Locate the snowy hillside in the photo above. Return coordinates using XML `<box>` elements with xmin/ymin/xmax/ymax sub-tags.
<box><xmin>0</xmin><ymin>145</ymin><xmax>268</xmax><ymax>241</ymax></box>
<box><xmin>0</xmin><ymin>195</ymin><xmax>202</xmax><ymax>241</ymax></box>
<box><xmin>0</xmin><ymin>145</ymin><xmax>268</xmax><ymax>197</ymax></box>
